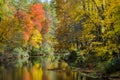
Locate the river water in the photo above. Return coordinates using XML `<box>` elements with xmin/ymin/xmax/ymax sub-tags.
<box><xmin>0</xmin><ymin>57</ymin><xmax>100</xmax><ymax>80</ymax></box>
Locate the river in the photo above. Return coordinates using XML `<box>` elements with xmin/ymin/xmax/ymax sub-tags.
<box><xmin>0</xmin><ymin>56</ymin><xmax>100</xmax><ymax>80</ymax></box>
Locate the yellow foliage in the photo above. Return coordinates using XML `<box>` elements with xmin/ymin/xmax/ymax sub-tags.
<box><xmin>32</xmin><ymin>63</ymin><xmax>43</xmax><ymax>80</ymax></box>
<box><xmin>30</xmin><ymin>29</ymin><xmax>42</xmax><ymax>48</ymax></box>
<box><xmin>95</xmin><ymin>46</ymin><xmax>108</xmax><ymax>57</ymax></box>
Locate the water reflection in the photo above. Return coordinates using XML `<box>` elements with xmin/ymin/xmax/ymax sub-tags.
<box><xmin>44</xmin><ymin>70</ymin><xmax>76</xmax><ymax>80</ymax></box>
<box><xmin>0</xmin><ymin>57</ymin><xmax>100</xmax><ymax>80</ymax></box>
<box><xmin>23</xmin><ymin>63</ymin><xmax>42</xmax><ymax>80</ymax></box>
<box><xmin>0</xmin><ymin>63</ymin><xmax>43</xmax><ymax>80</ymax></box>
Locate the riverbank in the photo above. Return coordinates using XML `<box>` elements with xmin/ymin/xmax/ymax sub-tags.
<box><xmin>48</xmin><ymin>66</ymin><xmax>120</xmax><ymax>80</ymax></box>
<box><xmin>0</xmin><ymin>55</ymin><xmax>120</xmax><ymax>80</ymax></box>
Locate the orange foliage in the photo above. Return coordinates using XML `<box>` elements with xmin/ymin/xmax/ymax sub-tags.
<box><xmin>15</xmin><ymin>10</ymin><xmax>33</xmax><ymax>41</ymax></box>
<box><xmin>15</xmin><ymin>3</ymin><xmax>50</xmax><ymax>46</ymax></box>
<box><xmin>30</xmin><ymin>4</ymin><xmax>45</xmax><ymax>32</ymax></box>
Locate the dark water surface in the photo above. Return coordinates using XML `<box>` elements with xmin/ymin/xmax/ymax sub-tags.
<box><xmin>0</xmin><ymin>57</ymin><xmax>99</xmax><ymax>80</ymax></box>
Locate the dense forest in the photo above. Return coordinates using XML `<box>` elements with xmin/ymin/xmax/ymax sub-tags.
<box><xmin>0</xmin><ymin>0</ymin><xmax>120</xmax><ymax>79</ymax></box>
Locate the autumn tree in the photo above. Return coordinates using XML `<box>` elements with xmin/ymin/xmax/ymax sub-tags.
<box><xmin>55</xmin><ymin>0</ymin><xmax>120</xmax><ymax>63</ymax></box>
<box><xmin>0</xmin><ymin>0</ymin><xmax>22</xmax><ymax>53</ymax></box>
<box><xmin>0</xmin><ymin>0</ymin><xmax>50</xmax><ymax>54</ymax></box>
<box><xmin>40</xmin><ymin>0</ymin><xmax>58</xmax><ymax>54</ymax></box>
<box><xmin>15</xmin><ymin>3</ymin><xmax>50</xmax><ymax>52</ymax></box>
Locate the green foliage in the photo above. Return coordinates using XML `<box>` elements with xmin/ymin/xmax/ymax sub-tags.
<box><xmin>31</xmin><ymin>47</ymin><xmax>41</xmax><ymax>54</ymax></box>
<box><xmin>13</xmin><ymin>47</ymin><xmax>28</xmax><ymax>55</ymax></box>
<box><xmin>105</xmin><ymin>58</ymin><xmax>120</xmax><ymax>74</ymax></box>
<box><xmin>10</xmin><ymin>0</ymin><xmax>32</xmax><ymax>11</ymax></box>
<box><xmin>40</xmin><ymin>1</ymin><xmax>58</xmax><ymax>54</ymax></box>
<box><xmin>95</xmin><ymin>58</ymin><xmax>120</xmax><ymax>74</ymax></box>
<box><xmin>95</xmin><ymin>61</ymin><xmax>108</xmax><ymax>73</ymax></box>
<box><xmin>0</xmin><ymin>0</ymin><xmax>13</xmax><ymax>20</ymax></box>
<box><xmin>59</xmin><ymin>50</ymin><xmax>85</xmax><ymax>67</ymax></box>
